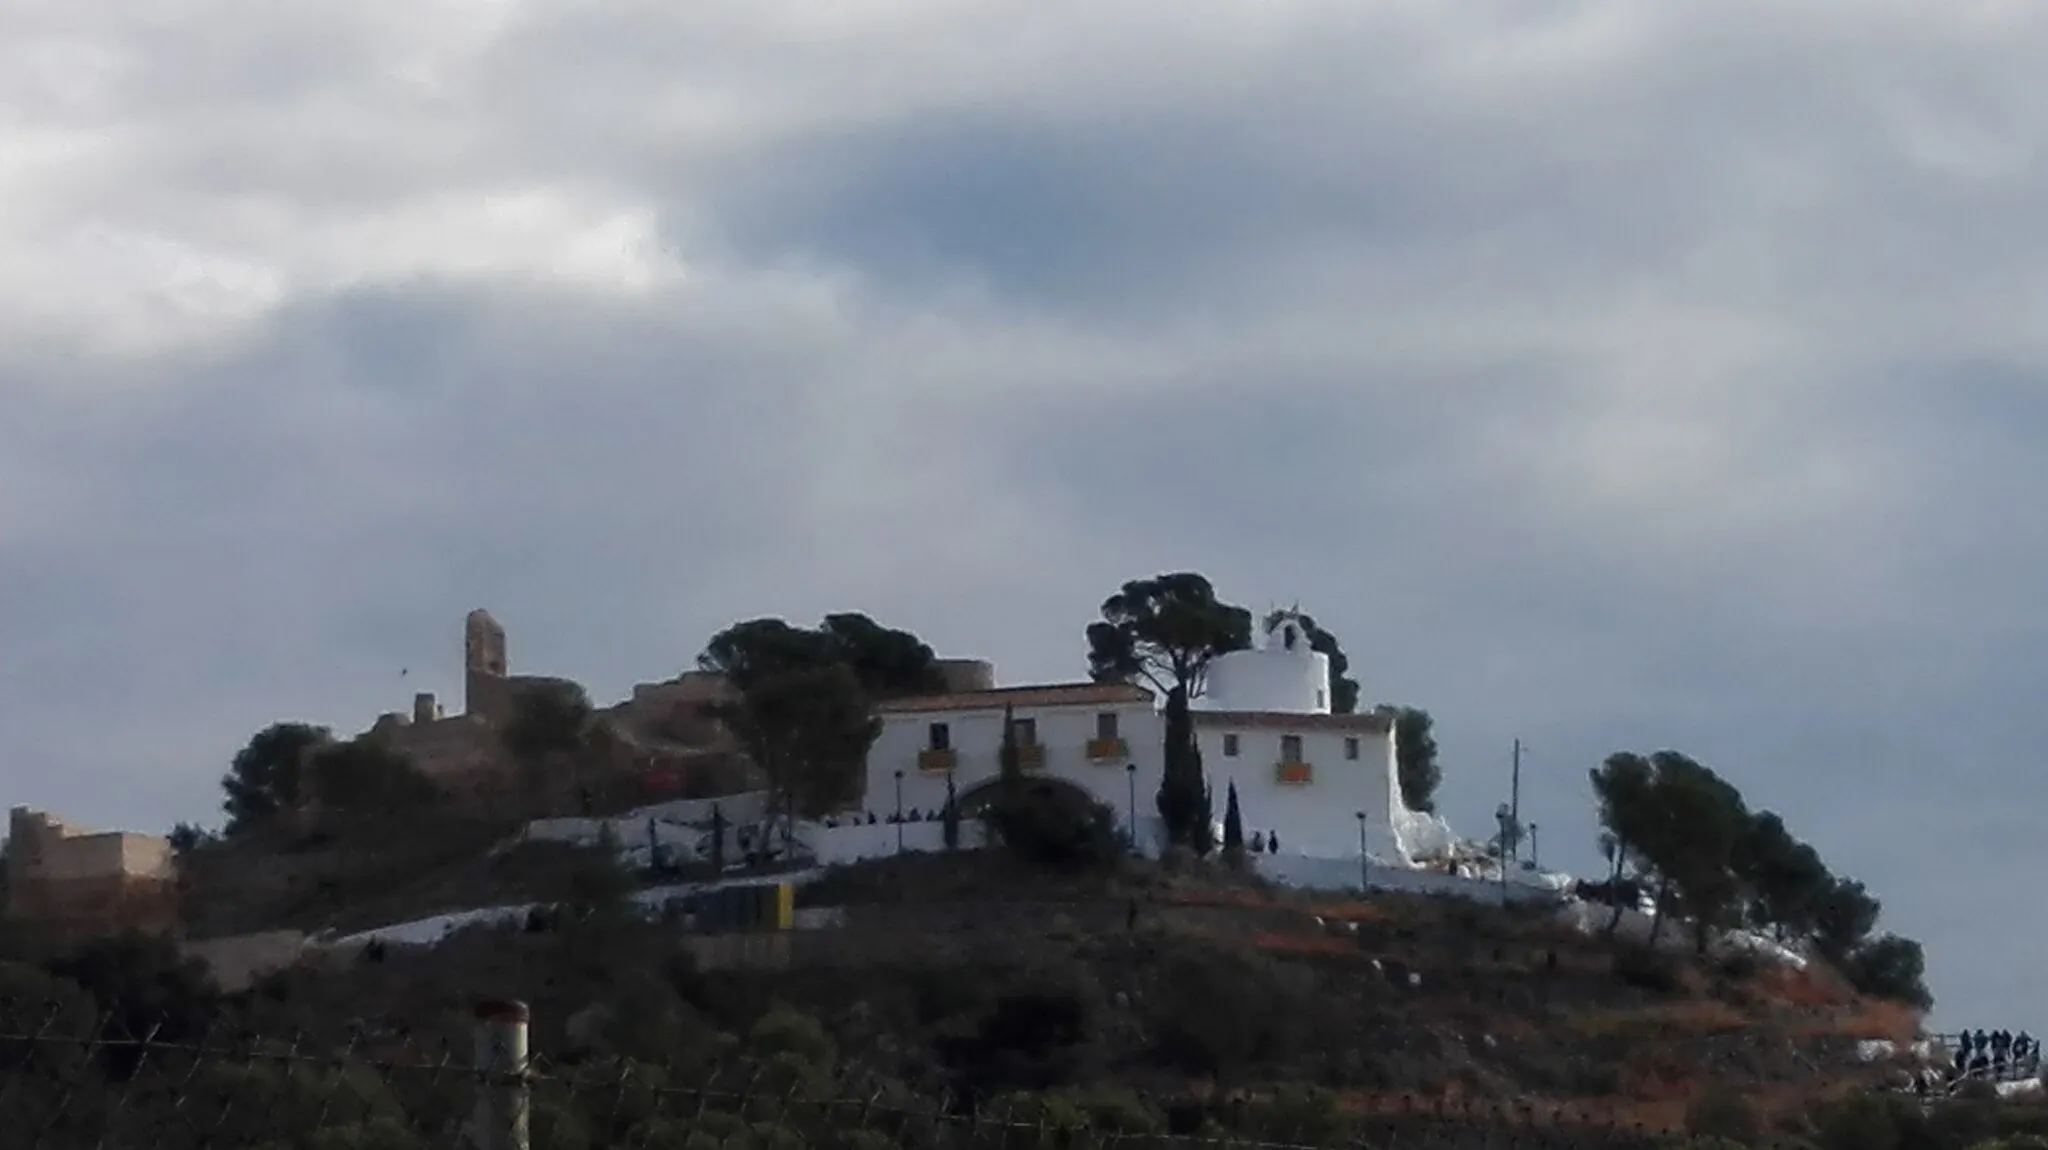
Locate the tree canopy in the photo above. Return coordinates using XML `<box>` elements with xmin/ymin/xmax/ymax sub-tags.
<box><xmin>699</xmin><ymin>613</ymin><xmax>944</xmax><ymax>699</ymax></box>
<box><xmin>698</xmin><ymin>613</ymin><xmax>929</xmax><ymax>827</ymax></box>
<box><xmin>718</xmin><ymin>663</ymin><xmax>880</xmax><ymax>823</ymax></box>
<box><xmin>1089</xmin><ymin>574</ymin><xmax>1248</xmax><ymax>853</ymax></box>
<box><xmin>308</xmin><ymin>738</ymin><xmax>447</xmax><ymax>818</ymax></box>
<box><xmin>1589</xmin><ymin>749</ymin><xmax>1930</xmax><ymax>1008</ymax></box>
<box><xmin>220</xmin><ymin>722</ymin><xmax>334</xmax><ymax>834</ymax></box>
<box><xmin>502</xmin><ymin>679</ymin><xmax>596</xmax><ymax>764</ymax></box>
<box><xmin>1086</xmin><ymin>574</ymin><xmax>1252</xmax><ymax>700</ymax></box>
<box><xmin>1391</xmin><ymin>708</ymin><xmax>1442</xmax><ymax>813</ymax></box>
<box><xmin>1743</xmin><ymin>811</ymin><xmax>1832</xmax><ymax>942</ymax></box>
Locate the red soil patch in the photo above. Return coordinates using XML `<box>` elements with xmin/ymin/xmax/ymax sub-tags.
<box><xmin>1249</xmin><ymin>931</ymin><xmax>1358</xmax><ymax>957</ymax></box>
<box><xmin>1311</xmin><ymin>902</ymin><xmax>1386</xmax><ymax>923</ymax></box>
<box><xmin>1164</xmin><ymin>890</ymin><xmax>1275</xmax><ymax>910</ymax></box>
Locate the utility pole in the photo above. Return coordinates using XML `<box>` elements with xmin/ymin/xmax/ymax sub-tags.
<box><xmin>1509</xmin><ymin>739</ymin><xmax>1523</xmax><ymax>867</ymax></box>
<box><xmin>1495</xmin><ymin>738</ymin><xmax>1524</xmax><ymax>907</ymax></box>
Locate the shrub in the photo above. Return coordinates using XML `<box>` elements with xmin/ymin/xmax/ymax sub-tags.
<box><xmin>1842</xmin><ymin>933</ymin><xmax>1934</xmax><ymax>1010</ymax></box>
<box><xmin>1686</xmin><ymin>1085</ymin><xmax>1762</xmax><ymax>1142</ymax></box>
<box><xmin>1715</xmin><ymin>950</ymin><xmax>1761</xmax><ymax>981</ymax></box>
<box><xmin>1232</xmin><ymin>1084</ymin><xmax>1351</xmax><ymax>1145</ymax></box>
<box><xmin>1611</xmin><ymin>945</ymin><xmax>1684</xmax><ymax>993</ymax></box>
<box><xmin>985</xmin><ymin>781</ymin><xmax>1122</xmax><ymax>870</ymax></box>
<box><xmin>940</xmin><ymin>966</ymin><xmax>1105</xmax><ymax>1096</ymax></box>
<box><xmin>1810</xmin><ymin>1094</ymin><xmax>1913</xmax><ymax>1150</ymax></box>
<box><xmin>1147</xmin><ymin>947</ymin><xmax>1312</xmax><ymax>1081</ymax></box>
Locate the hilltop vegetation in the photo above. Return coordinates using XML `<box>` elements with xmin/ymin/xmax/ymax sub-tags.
<box><xmin>0</xmin><ymin>847</ymin><xmax>2022</xmax><ymax>1149</ymax></box>
<box><xmin>0</xmin><ymin>576</ymin><xmax>1959</xmax><ymax>1146</ymax></box>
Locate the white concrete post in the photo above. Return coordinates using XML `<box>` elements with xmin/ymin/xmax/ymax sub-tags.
<box><xmin>468</xmin><ymin>1000</ymin><xmax>530</xmax><ymax>1150</ymax></box>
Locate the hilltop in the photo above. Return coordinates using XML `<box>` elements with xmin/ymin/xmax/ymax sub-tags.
<box><xmin>9</xmin><ymin>806</ymin><xmax>2040</xmax><ymax>1148</ymax></box>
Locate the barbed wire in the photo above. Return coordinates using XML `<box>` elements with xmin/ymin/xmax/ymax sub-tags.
<box><xmin>0</xmin><ymin>1005</ymin><xmax>1922</xmax><ymax>1150</ymax></box>
<box><xmin>0</xmin><ymin>967</ymin><xmax>1998</xmax><ymax>1150</ymax></box>
<box><xmin>0</xmin><ymin>1006</ymin><xmax>1774</xmax><ymax>1149</ymax></box>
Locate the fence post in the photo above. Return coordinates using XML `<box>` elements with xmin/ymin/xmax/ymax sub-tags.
<box><xmin>469</xmin><ymin>1000</ymin><xmax>531</xmax><ymax>1150</ymax></box>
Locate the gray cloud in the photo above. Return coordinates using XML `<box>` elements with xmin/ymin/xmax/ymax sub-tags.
<box><xmin>4</xmin><ymin>0</ymin><xmax>2046</xmax><ymax>1025</ymax></box>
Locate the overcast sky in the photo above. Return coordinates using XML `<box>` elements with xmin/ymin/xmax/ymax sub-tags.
<box><xmin>4</xmin><ymin>1</ymin><xmax>2043</xmax><ymax>1025</ymax></box>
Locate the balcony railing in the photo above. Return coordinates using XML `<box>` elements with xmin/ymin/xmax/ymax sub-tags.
<box><xmin>918</xmin><ymin>748</ymin><xmax>957</xmax><ymax>773</ymax></box>
<box><xmin>1274</xmin><ymin>761</ymin><xmax>1313</xmax><ymax>786</ymax></box>
<box><xmin>1013</xmin><ymin>742</ymin><xmax>1046</xmax><ymax>770</ymax></box>
<box><xmin>1086</xmin><ymin>737</ymin><xmax>1128</xmax><ymax>762</ymax></box>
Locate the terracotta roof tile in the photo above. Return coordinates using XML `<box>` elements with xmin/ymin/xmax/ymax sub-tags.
<box><xmin>1191</xmin><ymin>710</ymin><xmax>1393</xmax><ymax>732</ymax></box>
<box><xmin>875</xmin><ymin>682</ymin><xmax>1155</xmax><ymax>714</ymax></box>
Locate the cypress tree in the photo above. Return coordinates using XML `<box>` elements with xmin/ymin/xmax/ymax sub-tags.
<box><xmin>999</xmin><ymin>703</ymin><xmax>1023</xmax><ymax>793</ymax></box>
<box><xmin>942</xmin><ymin>771</ymin><xmax>961</xmax><ymax>851</ymax></box>
<box><xmin>1222</xmin><ymin>780</ymin><xmax>1244</xmax><ymax>853</ymax></box>
<box><xmin>1193</xmin><ymin>778</ymin><xmax>1216</xmax><ymax>857</ymax></box>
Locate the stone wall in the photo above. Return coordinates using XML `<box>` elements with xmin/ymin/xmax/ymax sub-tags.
<box><xmin>8</xmin><ymin>873</ymin><xmax>179</xmax><ymax>941</ymax></box>
<box><xmin>370</xmin><ymin>713</ymin><xmax>505</xmax><ymax>783</ymax></box>
<box><xmin>5</xmin><ymin>807</ymin><xmax>180</xmax><ymax>940</ymax></box>
<box><xmin>354</xmin><ymin>611</ymin><xmax>758</xmax><ymax>816</ymax></box>
<box><xmin>180</xmin><ymin>930</ymin><xmax>315</xmax><ymax>992</ymax></box>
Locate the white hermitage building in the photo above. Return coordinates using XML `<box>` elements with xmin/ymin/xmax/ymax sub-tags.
<box><xmin>860</xmin><ymin>611</ymin><xmax>1429</xmax><ymax>864</ymax></box>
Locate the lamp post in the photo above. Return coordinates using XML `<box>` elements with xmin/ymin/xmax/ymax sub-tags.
<box><xmin>1355</xmin><ymin>811</ymin><xmax>1369</xmax><ymax>894</ymax></box>
<box><xmin>894</xmin><ymin>769</ymin><xmax>905</xmax><ymax>853</ymax></box>
<box><xmin>1529</xmin><ymin>822</ymin><xmax>1541</xmax><ymax>870</ymax></box>
<box><xmin>1125</xmin><ymin>763</ymin><xmax>1139</xmax><ymax>855</ymax></box>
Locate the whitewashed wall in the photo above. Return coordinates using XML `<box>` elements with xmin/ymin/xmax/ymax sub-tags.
<box><xmin>622</xmin><ymin>791</ymin><xmax>769</xmax><ymax>826</ymax></box>
<box><xmin>1252</xmin><ymin>851</ymin><xmax>1565</xmax><ymax>905</ymax></box>
<box><xmin>1200</xmin><ymin>646</ymin><xmax>1333</xmax><ymax>714</ymax></box>
<box><xmin>794</xmin><ymin>818</ymin><xmax>987</xmax><ymax>865</ymax></box>
<box><xmin>1198</xmin><ymin>726</ymin><xmax>1406</xmax><ymax>861</ymax></box>
<box><xmin>862</xmin><ymin>701</ymin><xmax>1164</xmax><ymax>838</ymax></box>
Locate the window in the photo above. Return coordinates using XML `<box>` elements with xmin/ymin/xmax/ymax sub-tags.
<box><xmin>1344</xmin><ymin>737</ymin><xmax>1360</xmax><ymax>760</ymax></box>
<box><xmin>1095</xmin><ymin>712</ymin><xmax>1119</xmax><ymax>740</ymax></box>
<box><xmin>928</xmin><ymin>722</ymin><xmax>950</xmax><ymax>751</ymax></box>
<box><xmin>1316</xmin><ymin>689</ymin><xmax>1327</xmax><ymax>709</ymax></box>
<box><xmin>1010</xmin><ymin>717</ymin><xmax>1038</xmax><ymax>745</ymax></box>
<box><xmin>1280</xmin><ymin>734</ymin><xmax>1304</xmax><ymax>763</ymax></box>
<box><xmin>1222</xmin><ymin>733</ymin><xmax>1240</xmax><ymax>758</ymax></box>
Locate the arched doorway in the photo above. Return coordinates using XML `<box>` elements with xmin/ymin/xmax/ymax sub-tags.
<box><xmin>952</xmin><ymin>774</ymin><xmax>1103</xmax><ymax>819</ymax></box>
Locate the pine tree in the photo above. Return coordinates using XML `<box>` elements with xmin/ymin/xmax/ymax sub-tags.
<box><xmin>1222</xmin><ymin>781</ymin><xmax>1244</xmax><ymax>853</ymax></box>
<box><xmin>1155</xmin><ymin>686</ymin><xmax>1207</xmax><ymax>848</ymax></box>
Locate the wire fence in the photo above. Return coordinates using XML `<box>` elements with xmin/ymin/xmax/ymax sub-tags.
<box><xmin>0</xmin><ymin>995</ymin><xmax>1838</xmax><ymax>1149</ymax></box>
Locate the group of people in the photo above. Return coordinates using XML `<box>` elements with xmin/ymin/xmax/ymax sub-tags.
<box><xmin>824</xmin><ymin>811</ymin><xmax>1293</xmax><ymax>852</ymax></box>
<box><xmin>1951</xmin><ymin>1028</ymin><xmax>2040</xmax><ymax>1081</ymax></box>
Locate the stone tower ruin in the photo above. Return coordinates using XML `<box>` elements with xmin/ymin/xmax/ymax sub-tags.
<box><xmin>464</xmin><ymin>609</ymin><xmax>511</xmax><ymax>723</ymax></box>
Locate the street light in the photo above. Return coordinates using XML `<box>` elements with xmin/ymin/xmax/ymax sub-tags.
<box><xmin>1125</xmin><ymin>763</ymin><xmax>1139</xmax><ymax>855</ymax></box>
<box><xmin>1355</xmin><ymin>811</ymin><xmax>1369</xmax><ymax>893</ymax></box>
<box><xmin>894</xmin><ymin>769</ymin><xmax>905</xmax><ymax>852</ymax></box>
<box><xmin>1529</xmin><ymin>822</ymin><xmax>1541</xmax><ymax>870</ymax></box>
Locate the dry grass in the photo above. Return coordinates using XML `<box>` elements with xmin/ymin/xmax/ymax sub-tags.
<box><xmin>1566</xmin><ymin>999</ymin><xmax>1752</xmax><ymax>1041</ymax></box>
<box><xmin>1787</xmin><ymin>999</ymin><xmax>1922</xmax><ymax>1044</ymax></box>
<box><xmin>1748</xmin><ymin>962</ymin><xmax>1861</xmax><ymax>1009</ymax></box>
